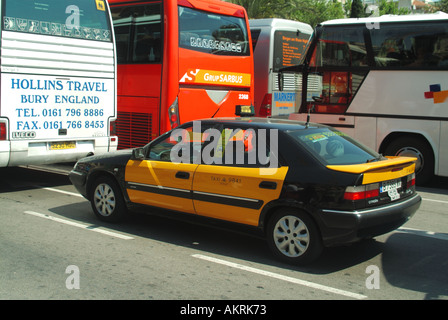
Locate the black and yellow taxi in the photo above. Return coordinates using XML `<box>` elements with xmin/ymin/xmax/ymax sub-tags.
<box><xmin>69</xmin><ymin>118</ymin><xmax>421</xmax><ymax>264</ymax></box>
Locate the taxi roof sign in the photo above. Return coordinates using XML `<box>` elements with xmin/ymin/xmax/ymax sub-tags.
<box><xmin>235</xmin><ymin>105</ymin><xmax>255</xmax><ymax>116</ymax></box>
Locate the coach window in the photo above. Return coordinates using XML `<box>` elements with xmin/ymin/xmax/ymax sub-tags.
<box><xmin>370</xmin><ymin>22</ymin><xmax>448</xmax><ymax>68</ymax></box>
<box><xmin>305</xmin><ymin>25</ymin><xmax>369</xmax><ymax>114</ymax></box>
<box><xmin>178</xmin><ymin>6</ymin><xmax>250</xmax><ymax>56</ymax></box>
<box><xmin>111</xmin><ymin>4</ymin><xmax>162</xmax><ymax>63</ymax></box>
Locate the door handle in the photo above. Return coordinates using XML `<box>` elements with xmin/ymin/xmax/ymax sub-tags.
<box><xmin>259</xmin><ymin>181</ymin><xmax>277</xmax><ymax>190</ymax></box>
<box><xmin>175</xmin><ymin>171</ymin><xmax>190</xmax><ymax>179</ymax></box>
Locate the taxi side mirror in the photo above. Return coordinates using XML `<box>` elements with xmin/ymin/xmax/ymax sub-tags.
<box><xmin>132</xmin><ymin>147</ymin><xmax>145</xmax><ymax>160</ymax></box>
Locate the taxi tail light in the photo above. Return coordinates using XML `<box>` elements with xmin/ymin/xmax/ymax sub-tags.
<box><xmin>0</xmin><ymin>122</ymin><xmax>6</xmax><ymax>140</ymax></box>
<box><xmin>407</xmin><ymin>173</ymin><xmax>416</xmax><ymax>188</ymax></box>
<box><xmin>259</xmin><ymin>94</ymin><xmax>272</xmax><ymax>117</ymax></box>
<box><xmin>344</xmin><ymin>183</ymin><xmax>379</xmax><ymax>201</ymax></box>
<box><xmin>169</xmin><ymin>98</ymin><xmax>180</xmax><ymax>129</ymax></box>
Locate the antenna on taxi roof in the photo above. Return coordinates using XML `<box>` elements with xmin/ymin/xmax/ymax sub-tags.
<box><xmin>305</xmin><ymin>105</ymin><xmax>314</xmax><ymax>128</ymax></box>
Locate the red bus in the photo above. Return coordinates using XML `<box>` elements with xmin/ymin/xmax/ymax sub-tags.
<box><xmin>108</xmin><ymin>0</ymin><xmax>254</xmax><ymax>149</ymax></box>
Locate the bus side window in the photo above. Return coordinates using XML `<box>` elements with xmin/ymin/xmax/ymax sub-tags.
<box><xmin>370</xmin><ymin>23</ymin><xmax>448</xmax><ymax>68</ymax></box>
<box><xmin>134</xmin><ymin>26</ymin><xmax>161</xmax><ymax>62</ymax></box>
<box><xmin>132</xmin><ymin>5</ymin><xmax>162</xmax><ymax>63</ymax></box>
<box><xmin>434</xmin><ymin>35</ymin><xmax>448</xmax><ymax>67</ymax></box>
<box><xmin>111</xmin><ymin>4</ymin><xmax>162</xmax><ymax>64</ymax></box>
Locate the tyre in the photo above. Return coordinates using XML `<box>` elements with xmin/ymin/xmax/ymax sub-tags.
<box><xmin>90</xmin><ymin>176</ymin><xmax>127</xmax><ymax>222</ymax></box>
<box><xmin>266</xmin><ymin>208</ymin><xmax>323</xmax><ymax>265</ymax></box>
<box><xmin>384</xmin><ymin>136</ymin><xmax>434</xmax><ymax>185</ymax></box>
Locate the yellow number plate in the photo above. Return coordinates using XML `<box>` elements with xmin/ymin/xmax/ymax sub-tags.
<box><xmin>50</xmin><ymin>141</ymin><xmax>76</xmax><ymax>150</ymax></box>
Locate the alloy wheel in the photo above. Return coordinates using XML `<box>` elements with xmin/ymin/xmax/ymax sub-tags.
<box><xmin>272</xmin><ymin>215</ymin><xmax>310</xmax><ymax>258</ymax></box>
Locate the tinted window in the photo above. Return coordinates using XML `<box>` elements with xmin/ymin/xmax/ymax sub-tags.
<box><xmin>250</xmin><ymin>29</ymin><xmax>261</xmax><ymax>51</ymax></box>
<box><xmin>273</xmin><ymin>30</ymin><xmax>310</xmax><ymax>72</ymax></box>
<box><xmin>305</xmin><ymin>26</ymin><xmax>369</xmax><ymax>113</ymax></box>
<box><xmin>149</xmin><ymin>127</ymin><xmax>193</xmax><ymax>162</ymax></box>
<box><xmin>286</xmin><ymin>127</ymin><xmax>379</xmax><ymax>165</ymax></box>
<box><xmin>311</xmin><ymin>26</ymin><xmax>367</xmax><ymax>67</ymax></box>
<box><xmin>179</xmin><ymin>6</ymin><xmax>250</xmax><ymax>56</ymax></box>
<box><xmin>3</xmin><ymin>0</ymin><xmax>111</xmax><ymax>42</ymax></box>
<box><xmin>370</xmin><ymin>22</ymin><xmax>448</xmax><ymax>68</ymax></box>
<box><xmin>111</xmin><ymin>4</ymin><xmax>162</xmax><ymax>63</ymax></box>
<box><xmin>149</xmin><ymin>123</ymin><xmax>276</xmax><ymax>167</ymax></box>
<box><xmin>217</xmin><ymin>127</ymin><xmax>275</xmax><ymax>167</ymax></box>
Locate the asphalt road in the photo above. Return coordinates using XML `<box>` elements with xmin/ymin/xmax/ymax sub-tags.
<box><xmin>1</xmin><ymin>165</ymin><xmax>447</xmax><ymax>305</ymax></box>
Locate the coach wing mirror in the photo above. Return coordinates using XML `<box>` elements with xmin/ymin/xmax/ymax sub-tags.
<box><xmin>132</xmin><ymin>147</ymin><xmax>145</xmax><ymax>160</ymax></box>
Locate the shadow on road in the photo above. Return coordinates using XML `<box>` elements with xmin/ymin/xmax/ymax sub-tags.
<box><xmin>381</xmin><ymin>232</ymin><xmax>448</xmax><ymax>300</ymax></box>
<box><xmin>49</xmin><ymin>201</ymin><xmax>388</xmax><ymax>275</ymax></box>
<box><xmin>0</xmin><ymin>167</ymin><xmax>71</xmax><ymax>193</ymax></box>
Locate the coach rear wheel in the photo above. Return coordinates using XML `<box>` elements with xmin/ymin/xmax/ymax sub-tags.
<box><xmin>384</xmin><ymin>136</ymin><xmax>434</xmax><ymax>185</ymax></box>
<box><xmin>266</xmin><ymin>209</ymin><xmax>323</xmax><ymax>265</ymax></box>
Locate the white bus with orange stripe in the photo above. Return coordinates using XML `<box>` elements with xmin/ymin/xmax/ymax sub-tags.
<box><xmin>286</xmin><ymin>13</ymin><xmax>448</xmax><ymax>184</ymax></box>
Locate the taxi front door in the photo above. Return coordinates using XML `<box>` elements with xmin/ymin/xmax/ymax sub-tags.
<box><xmin>124</xmin><ymin>129</ymin><xmax>199</xmax><ymax>214</ymax></box>
<box><xmin>126</xmin><ymin>160</ymin><xmax>198</xmax><ymax>214</ymax></box>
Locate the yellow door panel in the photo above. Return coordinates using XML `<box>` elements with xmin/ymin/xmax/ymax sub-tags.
<box><xmin>125</xmin><ymin>160</ymin><xmax>198</xmax><ymax>213</ymax></box>
<box><xmin>126</xmin><ymin>189</ymin><xmax>194</xmax><ymax>212</ymax></box>
<box><xmin>192</xmin><ymin>165</ymin><xmax>288</xmax><ymax>226</ymax></box>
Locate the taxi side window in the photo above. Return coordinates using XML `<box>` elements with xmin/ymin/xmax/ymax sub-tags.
<box><xmin>148</xmin><ymin>126</ymin><xmax>194</xmax><ymax>162</ymax></box>
<box><xmin>148</xmin><ymin>136</ymin><xmax>178</xmax><ymax>162</ymax></box>
<box><xmin>146</xmin><ymin>124</ymin><xmax>277</xmax><ymax>166</ymax></box>
<box><xmin>148</xmin><ymin>124</ymin><xmax>218</xmax><ymax>164</ymax></box>
<box><xmin>217</xmin><ymin>127</ymin><xmax>275</xmax><ymax>168</ymax></box>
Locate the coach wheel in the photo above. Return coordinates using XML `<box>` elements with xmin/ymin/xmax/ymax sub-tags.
<box><xmin>90</xmin><ymin>176</ymin><xmax>127</xmax><ymax>222</ymax></box>
<box><xmin>384</xmin><ymin>136</ymin><xmax>434</xmax><ymax>185</ymax></box>
<box><xmin>266</xmin><ymin>208</ymin><xmax>323</xmax><ymax>265</ymax></box>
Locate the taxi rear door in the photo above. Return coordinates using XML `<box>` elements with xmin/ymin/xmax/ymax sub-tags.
<box><xmin>192</xmin><ymin>126</ymin><xmax>288</xmax><ymax>226</ymax></box>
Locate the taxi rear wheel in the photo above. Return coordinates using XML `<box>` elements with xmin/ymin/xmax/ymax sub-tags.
<box><xmin>266</xmin><ymin>209</ymin><xmax>323</xmax><ymax>265</ymax></box>
<box><xmin>90</xmin><ymin>176</ymin><xmax>127</xmax><ymax>222</ymax></box>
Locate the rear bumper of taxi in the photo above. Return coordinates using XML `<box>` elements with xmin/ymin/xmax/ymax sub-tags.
<box><xmin>317</xmin><ymin>193</ymin><xmax>422</xmax><ymax>246</ymax></box>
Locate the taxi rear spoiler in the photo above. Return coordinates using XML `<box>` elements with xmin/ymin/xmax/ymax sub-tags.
<box><xmin>326</xmin><ymin>156</ymin><xmax>417</xmax><ymax>184</ymax></box>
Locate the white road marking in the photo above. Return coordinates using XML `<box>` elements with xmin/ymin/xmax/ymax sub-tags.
<box><xmin>422</xmin><ymin>198</ymin><xmax>448</xmax><ymax>205</ymax></box>
<box><xmin>397</xmin><ymin>227</ymin><xmax>448</xmax><ymax>241</ymax></box>
<box><xmin>192</xmin><ymin>254</ymin><xmax>368</xmax><ymax>300</ymax></box>
<box><xmin>42</xmin><ymin>187</ymin><xmax>84</xmax><ymax>198</ymax></box>
<box><xmin>24</xmin><ymin>211</ymin><xmax>134</xmax><ymax>240</ymax></box>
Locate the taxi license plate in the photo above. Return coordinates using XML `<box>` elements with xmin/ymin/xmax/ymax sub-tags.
<box><xmin>380</xmin><ymin>179</ymin><xmax>402</xmax><ymax>192</ymax></box>
<box><xmin>50</xmin><ymin>141</ymin><xmax>76</xmax><ymax>150</ymax></box>
<box><xmin>380</xmin><ymin>178</ymin><xmax>402</xmax><ymax>201</ymax></box>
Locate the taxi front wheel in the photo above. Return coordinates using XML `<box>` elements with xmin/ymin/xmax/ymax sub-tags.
<box><xmin>90</xmin><ymin>176</ymin><xmax>127</xmax><ymax>222</ymax></box>
<box><xmin>266</xmin><ymin>209</ymin><xmax>323</xmax><ymax>265</ymax></box>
